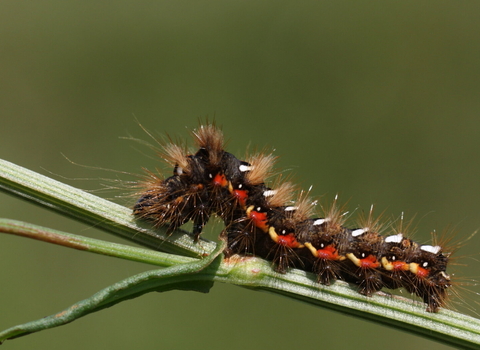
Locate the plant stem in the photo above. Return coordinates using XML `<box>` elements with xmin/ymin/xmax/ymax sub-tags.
<box><xmin>0</xmin><ymin>159</ymin><xmax>215</xmax><ymax>257</ymax></box>
<box><xmin>1</xmin><ymin>159</ymin><xmax>480</xmax><ymax>349</ymax></box>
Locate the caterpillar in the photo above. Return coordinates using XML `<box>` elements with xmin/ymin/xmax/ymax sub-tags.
<box><xmin>133</xmin><ymin>122</ymin><xmax>454</xmax><ymax>313</ymax></box>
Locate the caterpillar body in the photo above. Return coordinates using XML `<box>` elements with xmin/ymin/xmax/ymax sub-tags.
<box><xmin>133</xmin><ymin>123</ymin><xmax>453</xmax><ymax>313</ymax></box>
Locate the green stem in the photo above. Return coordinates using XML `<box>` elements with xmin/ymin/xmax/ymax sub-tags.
<box><xmin>2</xmin><ymin>220</ymin><xmax>480</xmax><ymax>349</ymax></box>
<box><xmin>0</xmin><ymin>219</ymin><xmax>194</xmax><ymax>267</ymax></box>
<box><xmin>0</xmin><ymin>237</ymin><xmax>226</xmax><ymax>342</ymax></box>
<box><xmin>1</xmin><ymin>160</ymin><xmax>480</xmax><ymax>349</ymax></box>
<box><xmin>0</xmin><ymin>159</ymin><xmax>215</xmax><ymax>257</ymax></box>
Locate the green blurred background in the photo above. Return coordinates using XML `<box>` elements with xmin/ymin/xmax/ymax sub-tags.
<box><xmin>1</xmin><ymin>2</ymin><xmax>480</xmax><ymax>349</ymax></box>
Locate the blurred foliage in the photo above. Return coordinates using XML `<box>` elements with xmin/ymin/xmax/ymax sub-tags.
<box><xmin>1</xmin><ymin>2</ymin><xmax>480</xmax><ymax>350</ymax></box>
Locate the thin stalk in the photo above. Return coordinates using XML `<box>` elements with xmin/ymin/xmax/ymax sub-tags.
<box><xmin>0</xmin><ymin>159</ymin><xmax>215</xmax><ymax>257</ymax></box>
<box><xmin>1</xmin><ymin>159</ymin><xmax>480</xmax><ymax>349</ymax></box>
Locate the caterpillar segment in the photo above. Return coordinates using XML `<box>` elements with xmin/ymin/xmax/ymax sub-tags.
<box><xmin>133</xmin><ymin>122</ymin><xmax>456</xmax><ymax>312</ymax></box>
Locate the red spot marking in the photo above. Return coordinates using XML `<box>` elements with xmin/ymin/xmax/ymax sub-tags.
<box><xmin>277</xmin><ymin>234</ymin><xmax>301</xmax><ymax>248</ymax></box>
<box><xmin>233</xmin><ymin>189</ymin><xmax>248</xmax><ymax>207</ymax></box>
<box><xmin>213</xmin><ymin>174</ymin><xmax>228</xmax><ymax>187</ymax></box>
<box><xmin>392</xmin><ymin>261</ymin><xmax>408</xmax><ymax>271</ymax></box>
<box><xmin>416</xmin><ymin>266</ymin><xmax>430</xmax><ymax>278</ymax></box>
<box><xmin>359</xmin><ymin>255</ymin><xmax>380</xmax><ymax>269</ymax></box>
<box><xmin>317</xmin><ymin>245</ymin><xmax>339</xmax><ymax>260</ymax></box>
<box><xmin>248</xmin><ymin>210</ymin><xmax>268</xmax><ymax>232</ymax></box>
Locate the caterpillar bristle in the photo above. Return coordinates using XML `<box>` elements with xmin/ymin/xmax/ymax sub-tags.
<box><xmin>191</xmin><ymin>123</ymin><xmax>225</xmax><ymax>166</ymax></box>
<box><xmin>265</xmin><ymin>180</ymin><xmax>296</xmax><ymax>208</ymax></box>
<box><xmin>244</xmin><ymin>152</ymin><xmax>278</xmax><ymax>185</ymax></box>
<box><xmin>354</xmin><ymin>205</ymin><xmax>386</xmax><ymax>237</ymax></box>
<box><xmin>379</xmin><ymin>214</ymin><xmax>416</xmax><ymax>290</ymax></box>
<box><xmin>291</xmin><ymin>190</ymin><xmax>317</xmax><ymax>222</ymax></box>
<box><xmin>132</xmin><ymin>122</ymin><xmax>471</xmax><ymax>313</ymax></box>
<box><xmin>161</xmin><ymin>143</ymin><xmax>191</xmax><ymax>173</ymax></box>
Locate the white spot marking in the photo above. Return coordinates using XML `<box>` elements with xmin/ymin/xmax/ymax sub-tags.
<box><xmin>263</xmin><ymin>190</ymin><xmax>276</xmax><ymax>197</ymax></box>
<box><xmin>239</xmin><ymin>165</ymin><xmax>252</xmax><ymax>172</ymax></box>
<box><xmin>352</xmin><ymin>228</ymin><xmax>368</xmax><ymax>237</ymax></box>
<box><xmin>385</xmin><ymin>233</ymin><xmax>403</xmax><ymax>243</ymax></box>
<box><xmin>420</xmin><ymin>245</ymin><xmax>441</xmax><ymax>254</ymax></box>
<box><xmin>313</xmin><ymin>218</ymin><xmax>327</xmax><ymax>226</ymax></box>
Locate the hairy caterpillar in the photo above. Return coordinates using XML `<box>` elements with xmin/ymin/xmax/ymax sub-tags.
<box><xmin>133</xmin><ymin>122</ymin><xmax>455</xmax><ymax>312</ymax></box>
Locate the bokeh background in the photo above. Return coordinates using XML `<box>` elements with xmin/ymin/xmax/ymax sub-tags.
<box><xmin>1</xmin><ymin>2</ymin><xmax>480</xmax><ymax>349</ymax></box>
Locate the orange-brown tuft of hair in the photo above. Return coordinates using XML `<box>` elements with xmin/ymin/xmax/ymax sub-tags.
<box><xmin>290</xmin><ymin>189</ymin><xmax>317</xmax><ymax>223</ymax></box>
<box><xmin>355</xmin><ymin>205</ymin><xmax>385</xmax><ymax>238</ymax></box>
<box><xmin>191</xmin><ymin>123</ymin><xmax>225</xmax><ymax>166</ymax></box>
<box><xmin>322</xmin><ymin>195</ymin><xmax>349</xmax><ymax>229</ymax></box>
<box><xmin>132</xmin><ymin>170</ymin><xmax>167</xmax><ymax>223</ymax></box>
<box><xmin>161</xmin><ymin>143</ymin><xmax>191</xmax><ymax>174</ymax></box>
<box><xmin>245</xmin><ymin>152</ymin><xmax>278</xmax><ymax>186</ymax></box>
<box><xmin>265</xmin><ymin>180</ymin><xmax>296</xmax><ymax>208</ymax></box>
